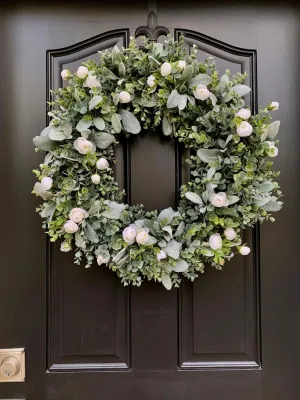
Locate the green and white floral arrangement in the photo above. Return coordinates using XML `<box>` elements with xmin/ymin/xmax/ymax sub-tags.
<box><xmin>32</xmin><ymin>36</ymin><xmax>282</xmax><ymax>289</ymax></box>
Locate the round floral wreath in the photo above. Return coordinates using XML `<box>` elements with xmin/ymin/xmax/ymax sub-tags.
<box><xmin>32</xmin><ymin>36</ymin><xmax>282</xmax><ymax>289</ymax></box>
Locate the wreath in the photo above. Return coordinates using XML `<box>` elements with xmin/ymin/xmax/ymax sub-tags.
<box><xmin>32</xmin><ymin>36</ymin><xmax>282</xmax><ymax>289</ymax></box>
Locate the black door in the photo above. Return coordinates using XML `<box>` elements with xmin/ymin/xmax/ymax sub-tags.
<box><xmin>0</xmin><ymin>1</ymin><xmax>299</xmax><ymax>399</ymax></box>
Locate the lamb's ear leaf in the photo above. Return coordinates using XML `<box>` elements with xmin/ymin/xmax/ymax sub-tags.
<box><xmin>120</xmin><ymin>110</ymin><xmax>141</xmax><ymax>134</ymax></box>
<box><xmin>33</xmin><ymin>135</ymin><xmax>57</xmax><ymax>151</ymax></box>
<box><xmin>161</xmin><ymin>273</ymin><xmax>172</xmax><ymax>290</ymax></box>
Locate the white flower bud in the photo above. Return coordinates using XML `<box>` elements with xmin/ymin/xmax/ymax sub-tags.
<box><xmin>157</xmin><ymin>250</ymin><xmax>167</xmax><ymax>261</ymax></box>
<box><xmin>210</xmin><ymin>192</ymin><xmax>229</xmax><ymax>208</ymax></box>
<box><xmin>209</xmin><ymin>234</ymin><xmax>223</xmax><ymax>250</ymax></box>
<box><xmin>269</xmin><ymin>101</ymin><xmax>279</xmax><ymax>110</ymax></box>
<box><xmin>64</xmin><ymin>220</ymin><xmax>79</xmax><ymax>234</ymax></box>
<box><xmin>91</xmin><ymin>174</ymin><xmax>101</xmax><ymax>184</ymax></box>
<box><xmin>178</xmin><ymin>60</ymin><xmax>186</xmax><ymax>69</ymax></box>
<box><xmin>96</xmin><ymin>157</ymin><xmax>109</xmax><ymax>170</ymax></box>
<box><xmin>41</xmin><ymin>177</ymin><xmax>53</xmax><ymax>190</ymax></box>
<box><xmin>122</xmin><ymin>224</ymin><xmax>137</xmax><ymax>244</ymax></box>
<box><xmin>97</xmin><ymin>254</ymin><xmax>110</xmax><ymax>265</ymax></box>
<box><xmin>86</xmin><ymin>74</ymin><xmax>101</xmax><ymax>88</ymax></box>
<box><xmin>236</xmin><ymin>108</ymin><xmax>251</xmax><ymax>120</ymax></box>
<box><xmin>77</xmin><ymin>66</ymin><xmax>89</xmax><ymax>79</ymax></box>
<box><xmin>194</xmin><ymin>84</ymin><xmax>210</xmax><ymax>100</ymax></box>
<box><xmin>61</xmin><ymin>69</ymin><xmax>70</xmax><ymax>80</ymax></box>
<box><xmin>224</xmin><ymin>228</ymin><xmax>237</xmax><ymax>241</ymax></box>
<box><xmin>119</xmin><ymin>91</ymin><xmax>131</xmax><ymax>103</ymax></box>
<box><xmin>239</xmin><ymin>246</ymin><xmax>251</xmax><ymax>255</ymax></box>
<box><xmin>74</xmin><ymin>137</ymin><xmax>95</xmax><ymax>154</ymax></box>
<box><xmin>136</xmin><ymin>228</ymin><xmax>150</xmax><ymax>245</ymax></box>
<box><xmin>265</xmin><ymin>141</ymin><xmax>279</xmax><ymax>157</ymax></box>
<box><xmin>160</xmin><ymin>62</ymin><xmax>172</xmax><ymax>77</ymax></box>
<box><xmin>237</xmin><ymin>121</ymin><xmax>253</xmax><ymax>137</ymax></box>
<box><xmin>147</xmin><ymin>75</ymin><xmax>156</xmax><ymax>88</ymax></box>
<box><xmin>60</xmin><ymin>241</ymin><xmax>72</xmax><ymax>252</ymax></box>
<box><xmin>69</xmin><ymin>208</ymin><xmax>89</xmax><ymax>223</ymax></box>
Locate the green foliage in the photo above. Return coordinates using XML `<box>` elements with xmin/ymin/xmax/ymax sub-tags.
<box><xmin>32</xmin><ymin>35</ymin><xmax>283</xmax><ymax>289</ymax></box>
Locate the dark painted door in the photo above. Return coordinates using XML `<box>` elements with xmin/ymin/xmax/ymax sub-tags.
<box><xmin>0</xmin><ymin>1</ymin><xmax>299</xmax><ymax>399</ymax></box>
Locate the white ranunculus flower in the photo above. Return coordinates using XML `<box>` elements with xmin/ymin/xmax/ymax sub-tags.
<box><xmin>69</xmin><ymin>207</ymin><xmax>89</xmax><ymax>223</ymax></box>
<box><xmin>209</xmin><ymin>234</ymin><xmax>223</xmax><ymax>250</ymax></box>
<box><xmin>178</xmin><ymin>60</ymin><xmax>186</xmax><ymax>69</ymax></box>
<box><xmin>194</xmin><ymin>84</ymin><xmax>210</xmax><ymax>100</ymax></box>
<box><xmin>237</xmin><ymin>121</ymin><xmax>253</xmax><ymax>137</ymax></box>
<box><xmin>96</xmin><ymin>157</ymin><xmax>109</xmax><ymax>170</ymax></box>
<box><xmin>224</xmin><ymin>228</ymin><xmax>237</xmax><ymax>241</ymax></box>
<box><xmin>119</xmin><ymin>91</ymin><xmax>131</xmax><ymax>103</ymax></box>
<box><xmin>136</xmin><ymin>228</ymin><xmax>150</xmax><ymax>245</ymax></box>
<box><xmin>270</xmin><ymin>101</ymin><xmax>279</xmax><ymax>110</ymax></box>
<box><xmin>160</xmin><ymin>62</ymin><xmax>172</xmax><ymax>77</ymax></box>
<box><xmin>86</xmin><ymin>74</ymin><xmax>101</xmax><ymax>88</ymax></box>
<box><xmin>240</xmin><ymin>246</ymin><xmax>251</xmax><ymax>255</ymax></box>
<box><xmin>91</xmin><ymin>174</ymin><xmax>101</xmax><ymax>184</ymax></box>
<box><xmin>74</xmin><ymin>137</ymin><xmax>95</xmax><ymax>155</ymax></box>
<box><xmin>236</xmin><ymin>108</ymin><xmax>251</xmax><ymax>120</ymax></box>
<box><xmin>210</xmin><ymin>192</ymin><xmax>229</xmax><ymax>208</ymax></box>
<box><xmin>64</xmin><ymin>220</ymin><xmax>79</xmax><ymax>234</ymax></box>
<box><xmin>61</xmin><ymin>69</ymin><xmax>70</xmax><ymax>80</ymax></box>
<box><xmin>41</xmin><ymin>177</ymin><xmax>53</xmax><ymax>190</ymax></box>
<box><xmin>97</xmin><ymin>254</ymin><xmax>110</xmax><ymax>265</ymax></box>
<box><xmin>157</xmin><ymin>250</ymin><xmax>167</xmax><ymax>261</ymax></box>
<box><xmin>122</xmin><ymin>224</ymin><xmax>137</xmax><ymax>244</ymax></box>
<box><xmin>147</xmin><ymin>75</ymin><xmax>156</xmax><ymax>88</ymax></box>
<box><xmin>60</xmin><ymin>241</ymin><xmax>72</xmax><ymax>252</ymax></box>
<box><xmin>77</xmin><ymin>66</ymin><xmax>89</xmax><ymax>79</ymax></box>
<box><xmin>265</xmin><ymin>141</ymin><xmax>279</xmax><ymax>157</ymax></box>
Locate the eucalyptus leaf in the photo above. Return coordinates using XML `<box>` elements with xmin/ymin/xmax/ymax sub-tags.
<box><xmin>189</xmin><ymin>73</ymin><xmax>212</xmax><ymax>87</ymax></box>
<box><xmin>180</xmin><ymin>65</ymin><xmax>193</xmax><ymax>81</ymax></box>
<box><xmin>33</xmin><ymin>135</ymin><xmax>57</xmax><ymax>151</ymax></box>
<box><xmin>76</xmin><ymin>118</ymin><xmax>92</xmax><ymax>132</ymax></box>
<box><xmin>158</xmin><ymin>207</ymin><xmax>174</xmax><ymax>224</ymax></box>
<box><xmin>121</xmin><ymin>110</ymin><xmax>141</xmax><ymax>134</ymax></box>
<box><xmin>88</xmin><ymin>200</ymin><xmax>101</xmax><ymax>216</ymax></box>
<box><xmin>231</xmin><ymin>84</ymin><xmax>251</xmax><ymax>97</ymax></box>
<box><xmin>89</xmin><ymin>95</ymin><xmax>103</xmax><ymax>111</ymax></box>
<box><xmin>161</xmin><ymin>273</ymin><xmax>172</xmax><ymax>290</ymax></box>
<box><xmin>111</xmin><ymin>113</ymin><xmax>122</xmax><ymax>133</ymax></box>
<box><xmin>172</xmin><ymin>259</ymin><xmax>189</xmax><ymax>273</ymax></box>
<box><xmin>227</xmin><ymin>195</ymin><xmax>240</xmax><ymax>205</ymax></box>
<box><xmin>185</xmin><ymin>192</ymin><xmax>203</xmax><ymax>205</ymax></box>
<box><xmin>91</xmin><ymin>132</ymin><xmax>115</xmax><ymax>149</ymax></box>
<box><xmin>163</xmin><ymin>239</ymin><xmax>182</xmax><ymax>260</ymax></box>
<box><xmin>267</xmin><ymin>121</ymin><xmax>280</xmax><ymax>140</ymax></box>
<box><xmin>144</xmin><ymin>236</ymin><xmax>157</xmax><ymax>246</ymax></box>
<box><xmin>167</xmin><ymin>89</ymin><xmax>182</xmax><ymax>108</ymax></box>
<box><xmin>197</xmin><ymin>148</ymin><xmax>221</xmax><ymax>163</ymax></box>
<box><xmin>162</xmin><ymin>116</ymin><xmax>173</xmax><ymax>136</ymax></box>
<box><xmin>93</xmin><ymin>117</ymin><xmax>105</xmax><ymax>131</ymax></box>
<box><xmin>49</xmin><ymin>126</ymin><xmax>65</xmax><ymax>141</ymax></box>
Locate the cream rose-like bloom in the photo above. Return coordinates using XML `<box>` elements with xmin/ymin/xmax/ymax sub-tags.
<box><xmin>69</xmin><ymin>207</ymin><xmax>89</xmax><ymax>223</ymax></box>
<box><xmin>74</xmin><ymin>137</ymin><xmax>95</xmax><ymax>155</ymax></box>
<box><xmin>60</xmin><ymin>241</ymin><xmax>72</xmax><ymax>252</ymax></box>
<box><xmin>160</xmin><ymin>62</ymin><xmax>172</xmax><ymax>77</ymax></box>
<box><xmin>147</xmin><ymin>75</ymin><xmax>156</xmax><ymax>88</ymax></box>
<box><xmin>61</xmin><ymin>69</ymin><xmax>70</xmax><ymax>80</ymax></box>
<box><xmin>136</xmin><ymin>228</ymin><xmax>150</xmax><ymax>245</ymax></box>
<box><xmin>64</xmin><ymin>220</ymin><xmax>79</xmax><ymax>234</ymax></box>
<box><xmin>237</xmin><ymin>121</ymin><xmax>253</xmax><ymax>137</ymax></box>
<box><xmin>86</xmin><ymin>74</ymin><xmax>101</xmax><ymax>88</ymax></box>
<box><xmin>236</xmin><ymin>108</ymin><xmax>251</xmax><ymax>120</ymax></box>
<box><xmin>122</xmin><ymin>224</ymin><xmax>137</xmax><ymax>244</ymax></box>
<box><xmin>96</xmin><ymin>157</ymin><xmax>109</xmax><ymax>170</ymax></box>
<box><xmin>265</xmin><ymin>141</ymin><xmax>279</xmax><ymax>157</ymax></box>
<box><xmin>77</xmin><ymin>66</ymin><xmax>89</xmax><ymax>79</ymax></box>
<box><xmin>119</xmin><ymin>91</ymin><xmax>131</xmax><ymax>103</ymax></box>
<box><xmin>224</xmin><ymin>228</ymin><xmax>237</xmax><ymax>241</ymax></box>
<box><xmin>178</xmin><ymin>60</ymin><xmax>186</xmax><ymax>69</ymax></box>
<box><xmin>41</xmin><ymin>177</ymin><xmax>53</xmax><ymax>190</ymax></box>
<box><xmin>210</xmin><ymin>192</ymin><xmax>229</xmax><ymax>208</ymax></box>
<box><xmin>209</xmin><ymin>234</ymin><xmax>223</xmax><ymax>250</ymax></box>
<box><xmin>97</xmin><ymin>254</ymin><xmax>110</xmax><ymax>266</ymax></box>
<box><xmin>194</xmin><ymin>84</ymin><xmax>210</xmax><ymax>100</ymax></box>
<box><xmin>157</xmin><ymin>250</ymin><xmax>167</xmax><ymax>261</ymax></box>
<box><xmin>91</xmin><ymin>174</ymin><xmax>101</xmax><ymax>184</ymax></box>
<box><xmin>240</xmin><ymin>246</ymin><xmax>251</xmax><ymax>255</ymax></box>
<box><xmin>270</xmin><ymin>101</ymin><xmax>279</xmax><ymax>110</ymax></box>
